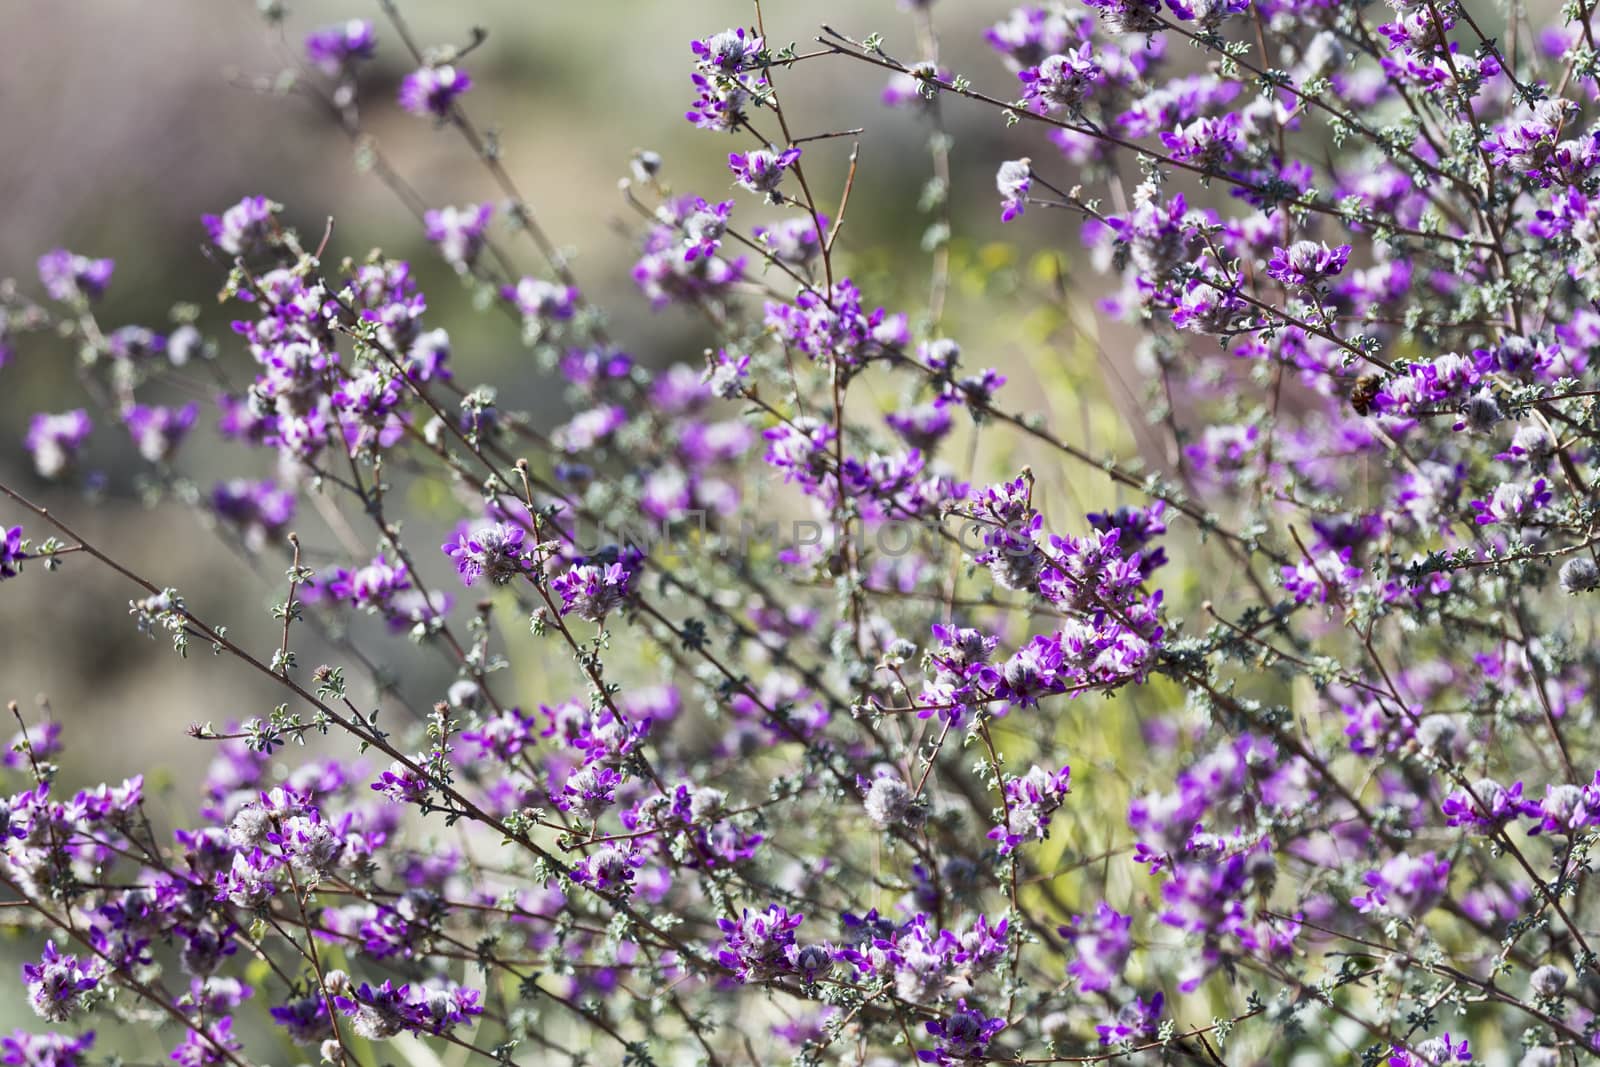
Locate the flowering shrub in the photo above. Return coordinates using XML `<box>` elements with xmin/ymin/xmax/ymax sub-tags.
<box><xmin>5</xmin><ymin>1</ymin><xmax>1600</xmax><ymax>1064</ymax></box>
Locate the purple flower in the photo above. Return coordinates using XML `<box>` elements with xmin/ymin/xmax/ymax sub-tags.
<box><xmin>169</xmin><ymin>1019</ymin><xmax>239</xmax><ymax>1067</ymax></box>
<box><xmin>0</xmin><ymin>1029</ymin><xmax>95</xmax><ymax>1067</ymax></box>
<box><xmin>36</xmin><ymin>249</ymin><xmax>113</xmax><ymax>303</ymax></box>
<box><xmin>996</xmin><ymin>158</ymin><xmax>1032</xmax><ymax>222</ymax></box>
<box><xmin>752</xmin><ymin>215</ymin><xmax>824</xmax><ymax>265</ymax></box>
<box><xmin>551</xmin><ymin>559</ymin><xmax>633</xmax><ymax>622</ymax></box>
<box><xmin>918</xmin><ymin>999</ymin><xmax>1005</xmax><ymax>1064</ymax></box>
<box><xmin>424</xmin><ymin>203</ymin><xmax>494</xmax><ymax>270</ymax></box>
<box><xmin>1481</xmin><ymin>101</ymin><xmax>1595</xmax><ymax>187</ymax></box>
<box><xmin>0</xmin><ymin>527</ymin><xmax>25</xmax><ymax>582</ymax></box>
<box><xmin>269</xmin><ymin>995</ymin><xmax>333</xmax><ymax>1044</ymax></box>
<box><xmin>1018</xmin><ymin>45</ymin><xmax>1101</xmax><ymax>113</ymax></box>
<box><xmin>305</xmin><ymin>19</ymin><xmax>377</xmax><ymax>75</ymax></box>
<box><xmin>679</xmin><ymin>198</ymin><xmax>734</xmax><ymax>262</ymax></box>
<box><xmin>1353</xmin><ymin>851</ymin><xmax>1451</xmax><ymax>917</ymax></box>
<box><xmin>634</xmin><ymin>196</ymin><xmax>748</xmax><ymax>308</ymax></box>
<box><xmin>215</xmin><ymin>849</ymin><xmax>278</xmax><ymax>907</ymax></box>
<box><xmin>728</xmin><ymin>146</ymin><xmax>801</xmax><ymax>200</ymax></box>
<box><xmin>1062</xmin><ymin>903</ymin><xmax>1132</xmax><ymax>993</ymax></box>
<box><xmin>442</xmin><ymin>522</ymin><xmax>535</xmax><ymax>587</ymax></box>
<box><xmin>210</xmin><ymin>480</ymin><xmax>294</xmax><ymax>549</ymax></box>
<box><xmin>763</xmin><ymin>279</ymin><xmax>904</xmax><ymax>366</ymax></box>
<box><xmin>22</xmin><ymin>944</ymin><xmax>98</xmax><ymax>1024</ymax></box>
<box><xmin>398</xmin><ymin>66</ymin><xmax>471</xmax><ymax>118</ymax></box>
<box><xmin>333</xmin><ymin>978</ymin><xmax>482</xmax><ymax>1038</ymax></box>
<box><xmin>1084</xmin><ymin>0</ymin><xmax>1165</xmax><ymax>34</ymax></box>
<box><xmin>985</xmin><ymin>6</ymin><xmax>1082</xmax><ymax>70</ymax></box>
<box><xmin>1527</xmin><ymin>777</ymin><xmax>1600</xmax><ymax>835</ymax></box>
<box><xmin>1166</xmin><ymin>0</ymin><xmax>1250</xmax><ymax>28</ymax></box>
<box><xmin>202</xmin><ymin>196</ymin><xmax>278</xmax><ymax>256</ymax></box>
<box><xmin>1469</xmin><ymin>479</ymin><xmax>1551</xmax><ymax>526</ymax></box>
<box><xmin>122</xmin><ymin>403</ymin><xmax>198</xmax><ymax>464</ymax></box>
<box><xmin>717</xmin><ymin>904</ymin><xmax>804</xmax><ymax>982</ymax></box>
<box><xmin>569</xmin><ymin>841</ymin><xmax>646</xmax><ymax>895</ymax></box>
<box><xmin>504</xmin><ymin>276</ymin><xmax>579</xmax><ymax>325</ymax></box>
<box><xmin>25</xmin><ymin>411</ymin><xmax>92</xmax><ymax>480</ymax></box>
<box><xmin>1159</xmin><ymin>113</ymin><xmax>1243</xmax><ymax>168</ymax></box>
<box><xmin>1441</xmin><ymin>779</ymin><xmax>1537</xmax><ymax>833</ymax></box>
<box><xmin>1096</xmin><ymin>991</ymin><xmax>1163</xmax><ymax>1045</ymax></box>
<box><xmin>1282</xmin><ymin>548</ymin><xmax>1363</xmax><ymax>605</ymax></box>
<box><xmin>882</xmin><ymin>62</ymin><xmax>948</xmax><ymax>108</ymax></box>
<box><xmin>371</xmin><ymin>762</ymin><xmax>431</xmax><ymax>805</ymax></box>
<box><xmin>988</xmin><ymin>764</ymin><xmax>1072</xmax><ymax>853</ymax></box>
<box><xmin>686</xmin><ymin>71</ymin><xmax>750</xmax><ymax>132</ymax></box>
<box><xmin>327</xmin><ymin>554</ymin><xmax>413</xmax><ymax>616</ymax></box>
<box><xmin>1266</xmin><ymin>241</ymin><xmax>1353</xmax><ymax>287</ymax></box>
<box><xmin>1389</xmin><ymin>1033</ymin><xmax>1471</xmax><ymax>1067</ymax></box>
<box><xmin>886</xmin><ymin>401</ymin><xmax>954</xmax><ymax>452</ymax></box>
<box><xmin>691</xmin><ymin>27</ymin><xmax>765</xmax><ymax>73</ymax></box>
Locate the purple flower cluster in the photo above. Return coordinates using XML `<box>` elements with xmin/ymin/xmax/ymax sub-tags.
<box><xmin>11</xmin><ymin>2</ymin><xmax>1600</xmax><ymax>1064</ymax></box>
<box><xmin>36</xmin><ymin>250</ymin><xmax>113</xmax><ymax>303</ymax></box>
<box><xmin>398</xmin><ymin>66</ymin><xmax>471</xmax><ymax>118</ymax></box>
<box><xmin>305</xmin><ymin>19</ymin><xmax>377</xmax><ymax>76</ymax></box>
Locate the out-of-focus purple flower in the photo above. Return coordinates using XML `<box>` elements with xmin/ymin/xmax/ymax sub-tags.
<box><xmin>504</xmin><ymin>277</ymin><xmax>579</xmax><ymax>327</ymax></box>
<box><xmin>752</xmin><ymin>215</ymin><xmax>825</xmax><ymax>266</ymax></box>
<box><xmin>25</xmin><ymin>411</ymin><xmax>92</xmax><ymax>480</ymax></box>
<box><xmin>211</xmin><ymin>480</ymin><xmax>295</xmax><ymax>549</ymax></box>
<box><xmin>328</xmin><ymin>554</ymin><xmax>413</xmax><ymax>617</ymax></box>
<box><xmin>882</xmin><ymin>62</ymin><xmax>948</xmax><ymax>108</ymax></box>
<box><xmin>1062</xmin><ymin>902</ymin><xmax>1131</xmax><ymax>993</ymax></box>
<box><xmin>122</xmin><ymin>403</ymin><xmax>199</xmax><ymax>464</ymax></box>
<box><xmin>398</xmin><ymin>66</ymin><xmax>471</xmax><ymax>118</ymax></box>
<box><xmin>269</xmin><ymin>995</ymin><xmax>332</xmax><ymax>1045</ymax></box>
<box><xmin>691</xmin><ymin>27</ymin><xmax>764</xmax><ymax>72</ymax></box>
<box><xmin>305</xmin><ymin>19</ymin><xmax>377</xmax><ymax>75</ymax></box>
<box><xmin>424</xmin><ymin>203</ymin><xmax>494</xmax><ymax>271</ymax></box>
<box><xmin>0</xmin><ymin>1028</ymin><xmax>95</xmax><ymax>1067</ymax></box>
<box><xmin>36</xmin><ymin>250</ymin><xmax>113</xmax><ymax>303</ymax></box>
<box><xmin>1096</xmin><ymin>991</ymin><xmax>1164</xmax><ymax>1046</ymax></box>
<box><xmin>22</xmin><ymin>944</ymin><xmax>99</xmax><ymax>1023</ymax></box>
<box><xmin>1352</xmin><ymin>851</ymin><xmax>1451</xmax><ymax>917</ymax></box>
<box><xmin>202</xmin><ymin>196</ymin><xmax>278</xmax><ymax>256</ymax></box>
<box><xmin>169</xmin><ymin>1018</ymin><xmax>240</xmax><ymax>1067</ymax></box>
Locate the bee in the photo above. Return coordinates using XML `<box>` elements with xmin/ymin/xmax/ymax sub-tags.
<box><xmin>1348</xmin><ymin>374</ymin><xmax>1382</xmax><ymax>417</ymax></box>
